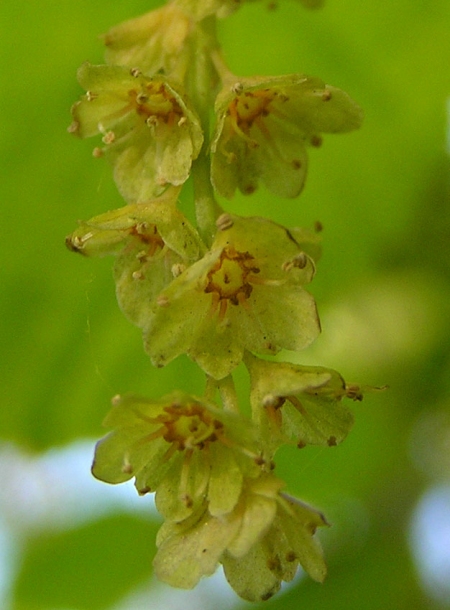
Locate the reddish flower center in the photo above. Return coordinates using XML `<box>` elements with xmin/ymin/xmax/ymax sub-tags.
<box><xmin>130</xmin><ymin>222</ymin><xmax>164</xmax><ymax>257</ymax></box>
<box><xmin>129</xmin><ymin>81</ymin><xmax>184</xmax><ymax>128</ymax></box>
<box><xmin>228</xmin><ymin>89</ymin><xmax>276</xmax><ymax>133</ymax></box>
<box><xmin>156</xmin><ymin>403</ymin><xmax>224</xmax><ymax>450</ymax></box>
<box><xmin>204</xmin><ymin>247</ymin><xmax>260</xmax><ymax>318</ymax></box>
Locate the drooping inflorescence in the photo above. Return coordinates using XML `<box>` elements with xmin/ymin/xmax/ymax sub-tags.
<box><xmin>66</xmin><ymin>0</ymin><xmax>379</xmax><ymax>601</ymax></box>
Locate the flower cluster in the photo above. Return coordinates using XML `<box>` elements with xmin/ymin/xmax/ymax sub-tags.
<box><xmin>66</xmin><ymin>0</ymin><xmax>379</xmax><ymax>603</ymax></box>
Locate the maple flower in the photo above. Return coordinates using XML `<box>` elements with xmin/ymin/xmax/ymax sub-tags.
<box><xmin>145</xmin><ymin>214</ymin><xmax>321</xmax><ymax>379</ymax></box>
<box><xmin>245</xmin><ymin>354</ymin><xmax>356</xmax><ymax>453</ymax></box>
<box><xmin>102</xmin><ymin>3</ymin><xmax>192</xmax><ymax>76</ymax></box>
<box><xmin>92</xmin><ymin>392</ymin><xmax>264</xmax><ymax>522</ymax></box>
<box><xmin>68</xmin><ymin>63</ymin><xmax>203</xmax><ymax>202</ymax></box>
<box><xmin>65</xmin><ymin>192</ymin><xmax>204</xmax><ymax>327</ymax></box>
<box><xmin>154</xmin><ymin>473</ymin><xmax>328</xmax><ymax>601</ymax></box>
<box><xmin>211</xmin><ymin>73</ymin><xmax>363</xmax><ymax>198</ymax></box>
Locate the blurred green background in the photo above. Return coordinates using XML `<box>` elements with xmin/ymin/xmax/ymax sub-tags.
<box><xmin>1</xmin><ymin>0</ymin><xmax>450</xmax><ymax>608</ymax></box>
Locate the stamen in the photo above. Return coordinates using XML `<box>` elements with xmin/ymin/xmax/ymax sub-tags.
<box><xmin>179</xmin><ymin>448</ymin><xmax>194</xmax><ymax>506</ymax></box>
<box><xmin>102</xmin><ymin>131</ymin><xmax>116</xmax><ymax>144</ymax></box>
<box><xmin>218</xmin><ymin>298</ymin><xmax>228</xmax><ymax>321</ymax></box>
<box><xmin>157</xmin><ymin>294</ymin><xmax>170</xmax><ymax>307</ymax></box>
<box><xmin>229</xmin><ymin>111</ymin><xmax>259</xmax><ymax>148</ymax></box>
<box><xmin>247</xmin><ymin>275</ymin><xmax>285</xmax><ymax>286</ymax></box>
<box><xmin>138</xmin><ymin>426</ymin><xmax>167</xmax><ymax>444</ymax></box>
<box><xmin>217</xmin><ymin>432</ymin><xmax>265</xmax><ymax>466</ymax></box>
<box><xmin>67</xmin><ymin>121</ymin><xmax>79</xmax><ymax>134</ymax></box>
<box><xmin>86</xmin><ymin>91</ymin><xmax>98</xmax><ymax>102</ymax></box>
<box><xmin>264</xmin><ymin>402</ymin><xmax>283</xmax><ymax>430</ymax></box>
<box><xmin>287</xmin><ymin>395</ymin><xmax>329</xmax><ymax>443</ymax></box>
<box><xmin>161</xmin><ymin>441</ymin><xmax>180</xmax><ymax>463</ymax></box>
<box><xmin>121</xmin><ymin>453</ymin><xmax>133</xmax><ymax>474</ymax></box>
<box><xmin>216</xmin><ymin>213</ymin><xmax>234</xmax><ymax>231</ymax></box>
<box><xmin>171</xmin><ymin>263</ymin><xmax>186</xmax><ymax>277</ymax></box>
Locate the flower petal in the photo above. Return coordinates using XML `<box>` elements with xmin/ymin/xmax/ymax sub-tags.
<box><xmin>208</xmin><ymin>443</ymin><xmax>244</xmax><ymax>516</ymax></box>
<box><xmin>154</xmin><ymin>507</ymin><xmax>241</xmax><ymax>588</ymax></box>
<box><xmin>222</xmin><ymin>544</ymin><xmax>282</xmax><ymax>602</ymax></box>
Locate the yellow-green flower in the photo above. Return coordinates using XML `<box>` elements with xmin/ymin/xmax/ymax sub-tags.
<box><xmin>145</xmin><ymin>214</ymin><xmax>320</xmax><ymax>379</ymax></box>
<box><xmin>92</xmin><ymin>392</ymin><xmax>263</xmax><ymax>522</ymax></box>
<box><xmin>211</xmin><ymin>74</ymin><xmax>362</xmax><ymax>198</ymax></box>
<box><xmin>246</xmin><ymin>354</ymin><xmax>355</xmax><ymax>452</ymax></box>
<box><xmin>69</xmin><ymin>63</ymin><xmax>203</xmax><ymax>202</ymax></box>
<box><xmin>154</xmin><ymin>473</ymin><xmax>328</xmax><ymax>601</ymax></box>
<box><xmin>102</xmin><ymin>3</ymin><xmax>192</xmax><ymax>76</ymax></box>
<box><xmin>66</xmin><ymin>194</ymin><xmax>204</xmax><ymax>328</ymax></box>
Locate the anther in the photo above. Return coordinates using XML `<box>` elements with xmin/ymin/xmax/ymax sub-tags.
<box><xmin>345</xmin><ymin>384</ymin><xmax>363</xmax><ymax>401</ymax></box>
<box><xmin>67</xmin><ymin>121</ymin><xmax>79</xmax><ymax>134</ymax></box>
<box><xmin>171</xmin><ymin>263</ymin><xmax>186</xmax><ymax>278</ymax></box>
<box><xmin>138</xmin><ymin>487</ymin><xmax>151</xmax><ymax>496</ymax></box>
<box><xmin>121</xmin><ymin>459</ymin><xmax>133</xmax><ymax>474</ymax></box>
<box><xmin>262</xmin><ymin>393</ymin><xmax>279</xmax><ymax>408</ymax></box>
<box><xmin>285</xmin><ymin>551</ymin><xmax>297</xmax><ymax>562</ymax></box>
<box><xmin>92</xmin><ymin>147</ymin><xmax>104</xmax><ymax>158</ymax></box>
<box><xmin>102</xmin><ymin>131</ymin><xmax>116</xmax><ymax>144</ymax></box>
<box><xmin>282</xmin><ymin>252</ymin><xmax>309</xmax><ymax>272</ymax></box>
<box><xmin>146</xmin><ymin>116</ymin><xmax>159</xmax><ymax>128</ymax></box>
<box><xmin>314</xmin><ymin>220</ymin><xmax>323</xmax><ymax>232</ymax></box>
<box><xmin>183</xmin><ymin>494</ymin><xmax>193</xmax><ymax>508</ymax></box>
<box><xmin>157</xmin><ymin>294</ymin><xmax>170</xmax><ymax>307</ymax></box>
<box><xmin>322</xmin><ymin>89</ymin><xmax>332</xmax><ymax>101</ymax></box>
<box><xmin>132</xmin><ymin>270</ymin><xmax>144</xmax><ymax>280</ymax></box>
<box><xmin>254</xmin><ymin>454</ymin><xmax>266</xmax><ymax>466</ymax></box>
<box><xmin>135</xmin><ymin>222</ymin><xmax>148</xmax><ymax>234</ymax></box>
<box><xmin>266</xmin><ymin>557</ymin><xmax>280</xmax><ymax>571</ymax></box>
<box><xmin>216</xmin><ymin>213</ymin><xmax>234</xmax><ymax>231</ymax></box>
<box><xmin>136</xmin><ymin>92</ymin><xmax>148</xmax><ymax>104</ymax></box>
<box><xmin>86</xmin><ymin>91</ymin><xmax>98</xmax><ymax>101</ymax></box>
<box><xmin>232</xmin><ymin>82</ymin><xmax>244</xmax><ymax>94</ymax></box>
<box><xmin>111</xmin><ymin>394</ymin><xmax>122</xmax><ymax>406</ymax></box>
<box><xmin>130</xmin><ymin>67</ymin><xmax>141</xmax><ymax>78</ymax></box>
<box><xmin>65</xmin><ymin>235</ymin><xmax>84</xmax><ymax>253</ymax></box>
<box><xmin>136</xmin><ymin>250</ymin><xmax>147</xmax><ymax>263</ymax></box>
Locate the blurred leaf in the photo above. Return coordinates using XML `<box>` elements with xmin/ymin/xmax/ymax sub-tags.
<box><xmin>12</xmin><ymin>514</ymin><xmax>159</xmax><ymax>610</ymax></box>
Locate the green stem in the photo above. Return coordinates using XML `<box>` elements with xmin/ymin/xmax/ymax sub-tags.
<box><xmin>188</xmin><ymin>17</ymin><xmax>223</xmax><ymax>247</ymax></box>
<box><xmin>192</xmin><ymin>151</ymin><xmax>223</xmax><ymax>247</ymax></box>
<box><xmin>218</xmin><ymin>374</ymin><xmax>240</xmax><ymax>414</ymax></box>
<box><xmin>204</xmin><ymin>374</ymin><xmax>217</xmax><ymax>403</ymax></box>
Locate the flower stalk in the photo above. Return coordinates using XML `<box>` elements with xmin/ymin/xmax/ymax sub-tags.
<box><xmin>66</xmin><ymin>0</ymin><xmax>381</xmax><ymax>602</ymax></box>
